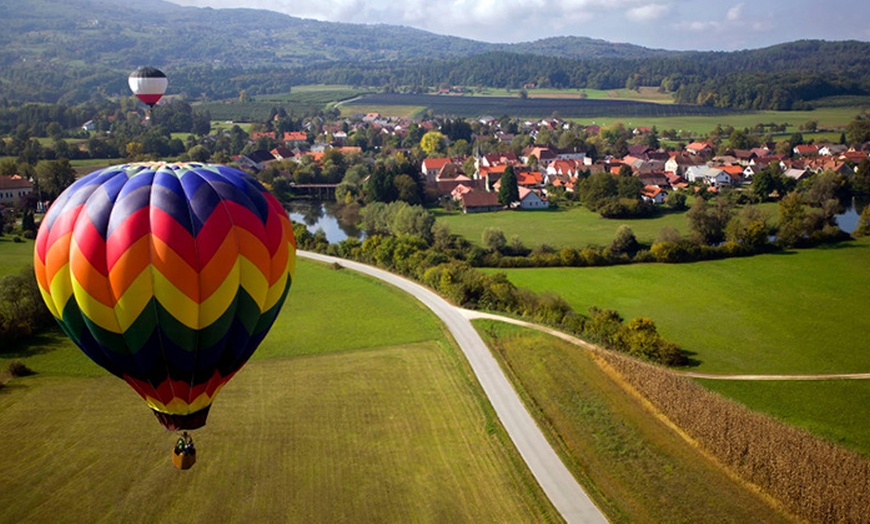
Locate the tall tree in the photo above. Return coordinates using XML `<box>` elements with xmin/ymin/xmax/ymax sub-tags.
<box><xmin>498</xmin><ymin>165</ymin><xmax>520</xmax><ymax>206</ymax></box>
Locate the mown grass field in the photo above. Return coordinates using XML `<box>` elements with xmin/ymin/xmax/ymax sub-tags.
<box><xmin>0</xmin><ymin>256</ymin><xmax>558</xmax><ymax>522</ymax></box>
<box><xmin>475</xmin><ymin>321</ymin><xmax>789</xmax><ymax>523</ymax></box>
<box><xmin>338</xmin><ymin>104</ymin><xmax>426</xmax><ymax>119</ymax></box>
<box><xmin>435</xmin><ymin>201</ymin><xmax>789</xmax><ymax>250</ymax></box>
<box><xmin>0</xmin><ymin>237</ymin><xmax>34</xmax><ymax>275</ymax></box>
<box><xmin>570</xmin><ymin>105</ymin><xmax>865</xmax><ymax>137</ymax></box>
<box><xmin>435</xmin><ymin>205</ymin><xmax>690</xmax><ymax>248</ymax></box>
<box><xmin>490</xmin><ymin>238</ymin><xmax>870</xmax><ymax>374</ymax></box>
<box><xmin>476</xmin><ymin>86</ymin><xmax>676</xmax><ymax>104</ymax></box>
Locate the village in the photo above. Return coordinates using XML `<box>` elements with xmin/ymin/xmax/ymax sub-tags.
<box><xmin>211</xmin><ymin>112</ymin><xmax>870</xmax><ymax>216</ymax></box>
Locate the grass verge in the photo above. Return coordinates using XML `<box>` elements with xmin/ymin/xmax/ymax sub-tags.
<box><xmin>475</xmin><ymin>320</ymin><xmax>790</xmax><ymax>523</ymax></box>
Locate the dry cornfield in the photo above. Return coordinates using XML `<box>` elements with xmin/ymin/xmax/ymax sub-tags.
<box><xmin>599</xmin><ymin>352</ymin><xmax>870</xmax><ymax>523</ymax></box>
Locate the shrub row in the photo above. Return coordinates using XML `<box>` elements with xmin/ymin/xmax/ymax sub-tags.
<box><xmin>0</xmin><ymin>266</ymin><xmax>55</xmax><ymax>349</ymax></box>
<box><xmin>294</xmin><ymin>222</ymin><xmax>688</xmax><ymax>367</ymax></box>
<box><xmin>598</xmin><ymin>351</ymin><xmax>870</xmax><ymax>522</ymax></box>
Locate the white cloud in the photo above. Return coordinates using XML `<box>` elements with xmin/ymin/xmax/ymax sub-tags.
<box><xmin>626</xmin><ymin>4</ymin><xmax>670</xmax><ymax>22</ymax></box>
<box><xmin>726</xmin><ymin>3</ymin><xmax>744</xmax><ymax>22</ymax></box>
<box><xmin>166</xmin><ymin>0</ymin><xmax>870</xmax><ymax>50</ymax></box>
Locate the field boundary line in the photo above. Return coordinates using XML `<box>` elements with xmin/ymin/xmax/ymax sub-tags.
<box><xmin>459</xmin><ymin>310</ymin><xmax>870</xmax><ymax>381</ymax></box>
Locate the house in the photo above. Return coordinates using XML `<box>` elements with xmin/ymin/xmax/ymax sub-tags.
<box><xmin>627</xmin><ymin>144</ymin><xmax>654</xmax><ymax>157</ymax></box>
<box><xmin>636</xmin><ymin>171</ymin><xmax>671</xmax><ymax>188</ymax></box>
<box><xmin>819</xmin><ymin>144</ymin><xmax>847</xmax><ymax>156</ymax></box>
<box><xmin>521</xmin><ymin>146</ymin><xmax>557</xmax><ymax>165</ymax></box>
<box><xmin>641</xmin><ymin>185</ymin><xmax>667</xmax><ymax>204</ymax></box>
<box><xmin>460</xmin><ymin>191</ymin><xmax>502</xmax><ymax>213</ymax></box>
<box><xmin>840</xmin><ymin>150</ymin><xmax>870</xmax><ymax>164</ymax></box>
<box><xmin>283</xmin><ymin>131</ymin><xmax>308</xmax><ymax>146</ymax></box>
<box><xmin>480</xmin><ymin>152</ymin><xmax>519</xmax><ymax>167</ymax></box>
<box><xmin>784</xmin><ymin>168</ymin><xmax>809</xmax><ymax>181</ymax></box>
<box><xmin>793</xmin><ymin>144</ymin><xmax>820</xmax><ymax>156</ymax></box>
<box><xmin>633</xmin><ymin>126</ymin><xmax>653</xmax><ymax>136</ymax></box>
<box><xmin>518</xmin><ymin>187</ymin><xmax>549</xmax><ymax>210</ymax></box>
<box><xmin>81</xmin><ymin>120</ymin><xmax>95</xmax><ymax>132</ymax></box>
<box><xmin>730</xmin><ymin>149</ymin><xmax>757</xmax><ymax>165</ymax></box>
<box><xmin>270</xmin><ymin>146</ymin><xmax>295</xmax><ymax>160</ymax></box>
<box><xmin>421</xmin><ymin>158</ymin><xmax>453</xmax><ymax>182</ymax></box>
<box><xmin>251</xmin><ymin>131</ymin><xmax>276</xmax><ymax>142</ymax></box>
<box><xmin>0</xmin><ymin>175</ymin><xmax>33</xmax><ymax>205</ymax></box>
<box><xmin>450</xmin><ymin>183</ymin><xmax>474</xmax><ymax>201</ymax></box>
<box><xmin>685</xmin><ymin>142</ymin><xmax>714</xmax><ymax>157</ymax></box>
<box><xmin>685</xmin><ymin>142</ymin><xmax>713</xmax><ymax>156</ymax></box>
<box><xmin>665</xmin><ymin>153</ymin><xmax>705</xmax><ymax>175</ymax></box>
<box><xmin>515</xmin><ymin>171</ymin><xmax>544</xmax><ymax>187</ymax></box>
<box><xmin>719</xmin><ymin>165</ymin><xmax>746</xmax><ymax>185</ymax></box>
<box><xmin>663</xmin><ymin>171</ymin><xmax>687</xmax><ymax>187</ymax></box>
<box><xmin>685</xmin><ymin>166</ymin><xmax>731</xmax><ymax>187</ymax></box>
<box><xmin>555</xmin><ymin>148</ymin><xmax>589</xmax><ymax>164</ymax></box>
<box><xmin>236</xmin><ymin>150</ymin><xmax>275</xmax><ymax>171</ymax></box>
<box><xmin>547</xmin><ymin>159</ymin><xmax>582</xmax><ymax>178</ymax></box>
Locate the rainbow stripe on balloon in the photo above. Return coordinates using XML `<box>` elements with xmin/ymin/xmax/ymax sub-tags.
<box><xmin>34</xmin><ymin>162</ymin><xmax>296</xmax><ymax>430</ymax></box>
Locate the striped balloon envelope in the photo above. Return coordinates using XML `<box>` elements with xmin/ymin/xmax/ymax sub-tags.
<box><xmin>128</xmin><ymin>66</ymin><xmax>168</xmax><ymax>108</ymax></box>
<box><xmin>34</xmin><ymin>162</ymin><xmax>296</xmax><ymax>430</ymax></box>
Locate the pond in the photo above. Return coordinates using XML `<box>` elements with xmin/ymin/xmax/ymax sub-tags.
<box><xmin>285</xmin><ymin>198</ymin><xmax>864</xmax><ymax>246</ymax></box>
<box><xmin>286</xmin><ymin>201</ymin><xmax>364</xmax><ymax>244</ymax></box>
<box><xmin>835</xmin><ymin>198</ymin><xmax>866</xmax><ymax>234</ymax></box>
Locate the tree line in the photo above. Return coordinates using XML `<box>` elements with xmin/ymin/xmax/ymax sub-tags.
<box><xmin>3</xmin><ymin>40</ymin><xmax>870</xmax><ymax>110</ymax></box>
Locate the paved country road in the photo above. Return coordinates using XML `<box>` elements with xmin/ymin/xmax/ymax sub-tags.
<box><xmin>299</xmin><ymin>251</ymin><xmax>608</xmax><ymax>524</ymax></box>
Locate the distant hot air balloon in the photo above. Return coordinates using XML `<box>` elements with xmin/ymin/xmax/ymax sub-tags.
<box><xmin>128</xmin><ymin>66</ymin><xmax>168</xmax><ymax>109</ymax></box>
<box><xmin>34</xmin><ymin>162</ymin><xmax>296</xmax><ymax>432</ymax></box>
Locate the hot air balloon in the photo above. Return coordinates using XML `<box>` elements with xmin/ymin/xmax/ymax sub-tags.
<box><xmin>34</xmin><ymin>162</ymin><xmax>296</xmax><ymax>437</ymax></box>
<box><xmin>128</xmin><ymin>66</ymin><xmax>168</xmax><ymax>109</ymax></box>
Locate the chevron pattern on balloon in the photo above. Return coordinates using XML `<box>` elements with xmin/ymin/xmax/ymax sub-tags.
<box><xmin>34</xmin><ymin>162</ymin><xmax>296</xmax><ymax>430</ymax></box>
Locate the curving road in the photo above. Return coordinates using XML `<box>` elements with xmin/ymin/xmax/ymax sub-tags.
<box><xmin>299</xmin><ymin>251</ymin><xmax>607</xmax><ymax>524</ymax></box>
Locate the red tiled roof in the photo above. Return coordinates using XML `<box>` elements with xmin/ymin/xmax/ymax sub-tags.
<box><xmin>284</xmin><ymin>131</ymin><xmax>307</xmax><ymax>142</ymax></box>
<box><xmin>0</xmin><ymin>175</ymin><xmax>32</xmax><ymax>190</ymax></box>
<box><xmin>422</xmin><ymin>158</ymin><xmax>452</xmax><ymax>170</ymax></box>
<box><xmin>516</xmin><ymin>171</ymin><xmax>543</xmax><ymax>186</ymax></box>
<box><xmin>461</xmin><ymin>191</ymin><xmax>501</xmax><ymax>208</ymax></box>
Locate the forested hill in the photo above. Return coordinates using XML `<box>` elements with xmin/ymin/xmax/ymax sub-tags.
<box><xmin>1</xmin><ymin>0</ymin><xmax>869</xmax><ymax>110</ymax></box>
<box><xmin>0</xmin><ymin>0</ymin><xmax>664</xmax><ymax>69</ymax></box>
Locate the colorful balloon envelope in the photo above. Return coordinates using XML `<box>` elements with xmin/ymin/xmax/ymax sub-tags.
<box><xmin>34</xmin><ymin>162</ymin><xmax>296</xmax><ymax>430</ymax></box>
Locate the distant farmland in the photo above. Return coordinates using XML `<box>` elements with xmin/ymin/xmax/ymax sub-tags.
<box><xmin>345</xmin><ymin>93</ymin><xmax>742</xmax><ymax>119</ymax></box>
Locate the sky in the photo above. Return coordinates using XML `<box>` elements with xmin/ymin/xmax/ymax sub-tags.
<box><xmin>166</xmin><ymin>0</ymin><xmax>870</xmax><ymax>51</ymax></box>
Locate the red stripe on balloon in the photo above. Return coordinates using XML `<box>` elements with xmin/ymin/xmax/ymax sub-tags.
<box><xmin>150</xmin><ymin>207</ymin><xmax>198</xmax><ymax>269</ymax></box>
<box><xmin>106</xmin><ymin>207</ymin><xmax>150</xmax><ymax>271</ymax></box>
<box><xmin>73</xmin><ymin>213</ymin><xmax>108</xmax><ymax>277</ymax></box>
<box><xmin>136</xmin><ymin>94</ymin><xmax>163</xmax><ymax>105</ymax></box>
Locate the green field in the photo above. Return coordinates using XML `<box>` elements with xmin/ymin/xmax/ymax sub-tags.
<box><xmin>435</xmin><ymin>205</ymin><xmax>694</xmax><ymax>248</ymax></box>
<box><xmin>0</xmin><ymin>257</ymin><xmax>558</xmax><ymax>522</ymax></box>
<box><xmin>569</xmin><ymin>105</ymin><xmax>865</xmax><ymax>137</ymax></box>
<box><xmin>195</xmin><ymin>86</ymin><xmax>369</xmax><ymax>122</ymax></box>
<box><xmin>490</xmin><ymin>238</ymin><xmax>870</xmax><ymax>374</ymax></box>
<box><xmin>0</xmin><ymin>237</ymin><xmax>34</xmax><ymax>275</ymax></box>
<box><xmin>476</xmin><ymin>86</ymin><xmax>676</xmax><ymax>104</ymax></box>
<box><xmin>338</xmin><ymin>104</ymin><xmax>426</xmax><ymax>119</ymax></box>
<box><xmin>476</xmin><ymin>321</ymin><xmax>788</xmax><ymax>522</ymax></box>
